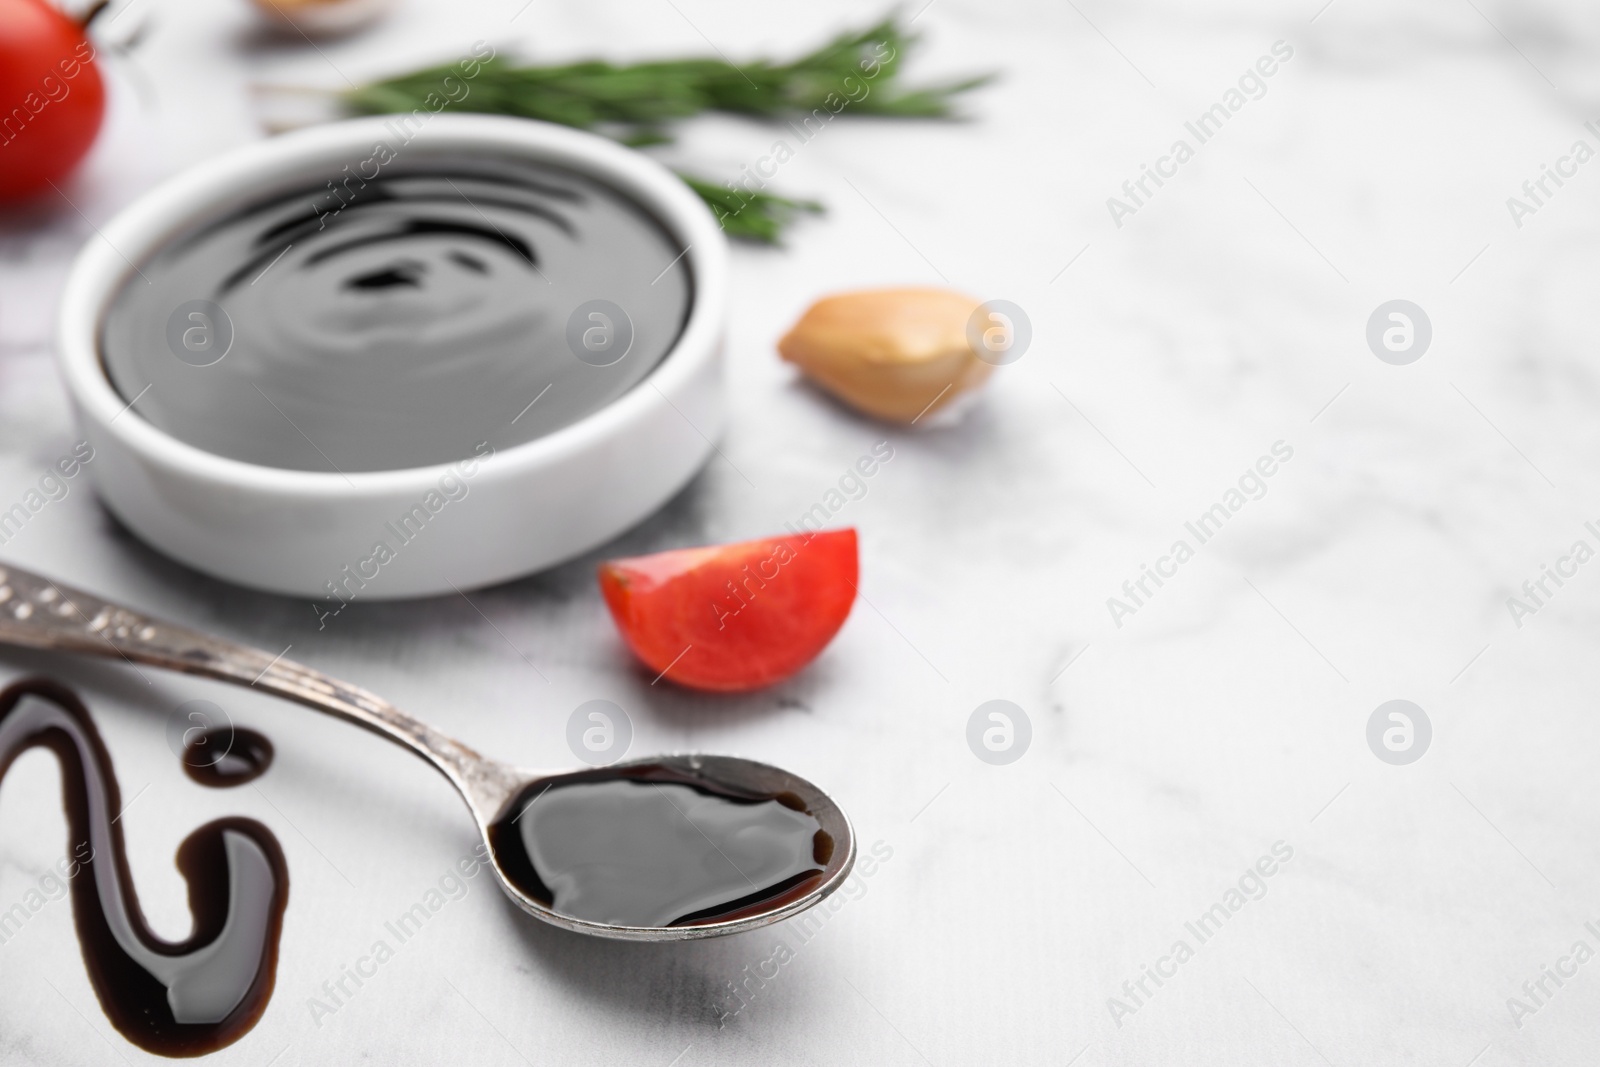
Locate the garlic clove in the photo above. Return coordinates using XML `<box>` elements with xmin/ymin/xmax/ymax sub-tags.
<box><xmin>251</xmin><ymin>0</ymin><xmax>392</xmax><ymax>37</ymax></box>
<box><xmin>777</xmin><ymin>287</ymin><xmax>993</xmax><ymax>424</ymax></box>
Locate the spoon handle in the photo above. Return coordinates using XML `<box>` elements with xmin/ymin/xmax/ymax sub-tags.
<box><xmin>0</xmin><ymin>559</ymin><xmax>518</xmax><ymax>818</ymax></box>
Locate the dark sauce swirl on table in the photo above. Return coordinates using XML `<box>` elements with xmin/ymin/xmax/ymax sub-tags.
<box><xmin>0</xmin><ymin>678</ymin><xmax>287</xmax><ymax>1057</ymax></box>
<box><xmin>489</xmin><ymin>762</ymin><xmax>831</xmax><ymax>929</ymax></box>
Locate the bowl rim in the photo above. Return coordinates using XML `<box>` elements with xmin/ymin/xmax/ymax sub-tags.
<box><xmin>56</xmin><ymin>113</ymin><xmax>728</xmax><ymax>497</ymax></box>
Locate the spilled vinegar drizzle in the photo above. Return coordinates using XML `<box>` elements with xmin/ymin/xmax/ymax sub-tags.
<box><xmin>0</xmin><ymin>678</ymin><xmax>288</xmax><ymax>1057</ymax></box>
<box><xmin>181</xmin><ymin>726</ymin><xmax>274</xmax><ymax>788</ymax></box>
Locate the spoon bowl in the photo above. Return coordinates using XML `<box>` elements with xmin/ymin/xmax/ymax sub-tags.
<box><xmin>0</xmin><ymin>561</ymin><xmax>855</xmax><ymax>941</ymax></box>
<box><xmin>484</xmin><ymin>754</ymin><xmax>855</xmax><ymax>940</ymax></box>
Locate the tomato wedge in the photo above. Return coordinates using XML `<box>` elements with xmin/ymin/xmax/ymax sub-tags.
<box><xmin>598</xmin><ymin>528</ymin><xmax>858</xmax><ymax>692</ymax></box>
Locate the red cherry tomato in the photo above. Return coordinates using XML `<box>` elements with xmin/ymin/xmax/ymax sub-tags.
<box><xmin>0</xmin><ymin>0</ymin><xmax>105</xmax><ymax>200</ymax></box>
<box><xmin>598</xmin><ymin>528</ymin><xmax>858</xmax><ymax>692</ymax></box>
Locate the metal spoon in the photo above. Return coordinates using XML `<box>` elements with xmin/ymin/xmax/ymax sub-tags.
<box><xmin>0</xmin><ymin>561</ymin><xmax>855</xmax><ymax>941</ymax></box>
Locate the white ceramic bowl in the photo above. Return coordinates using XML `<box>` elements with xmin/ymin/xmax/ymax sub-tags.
<box><xmin>57</xmin><ymin>115</ymin><xmax>726</xmax><ymax>600</ymax></box>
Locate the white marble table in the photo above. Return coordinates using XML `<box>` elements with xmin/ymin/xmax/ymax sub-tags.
<box><xmin>2</xmin><ymin>0</ymin><xmax>1598</xmax><ymax>1063</ymax></box>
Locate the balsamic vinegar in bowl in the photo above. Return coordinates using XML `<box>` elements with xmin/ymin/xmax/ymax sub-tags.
<box><xmin>98</xmin><ymin>155</ymin><xmax>692</xmax><ymax>473</ymax></box>
<box><xmin>58</xmin><ymin>116</ymin><xmax>730</xmax><ymax>596</ymax></box>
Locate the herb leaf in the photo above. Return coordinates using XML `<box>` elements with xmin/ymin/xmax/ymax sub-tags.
<box><xmin>676</xmin><ymin>174</ymin><xmax>823</xmax><ymax>245</ymax></box>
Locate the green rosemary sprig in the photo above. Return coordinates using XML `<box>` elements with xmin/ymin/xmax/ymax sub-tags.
<box><xmin>675</xmin><ymin>174</ymin><xmax>823</xmax><ymax>244</ymax></box>
<box><xmin>340</xmin><ymin>17</ymin><xmax>990</xmax><ymax>242</ymax></box>
<box><xmin>345</xmin><ymin>20</ymin><xmax>987</xmax><ymax>139</ymax></box>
